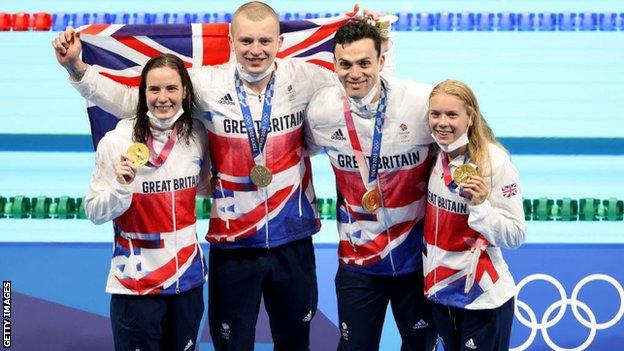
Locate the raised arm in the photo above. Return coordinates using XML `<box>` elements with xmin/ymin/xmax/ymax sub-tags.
<box><xmin>52</xmin><ymin>26</ymin><xmax>89</xmax><ymax>81</ymax></box>
<box><xmin>52</xmin><ymin>26</ymin><xmax>139</xmax><ymax>119</ymax></box>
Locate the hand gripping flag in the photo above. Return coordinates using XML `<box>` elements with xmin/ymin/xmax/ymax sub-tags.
<box><xmin>78</xmin><ymin>8</ymin><xmax>357</xmax><ymax>148</ymax></box>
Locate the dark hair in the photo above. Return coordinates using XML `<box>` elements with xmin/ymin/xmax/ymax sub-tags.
<box><xmin>333</xmin><ymin>19</ymin><xmax>382</xmax><ymax>58</ymax></box>
<box><xmin>133</xmin><ymin>53</ymin><xmax>195</xmax><ymax>144</ymax></box>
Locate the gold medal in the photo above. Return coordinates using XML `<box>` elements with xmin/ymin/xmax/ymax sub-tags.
<box><xmin>250</xmin><ymin>164</ymin><xmax>273</xmax><ymax>187</ymax></box>
<box><xmin>126</xmin><ymin>143</ymin><xmax>150</xmax><ymax>168</ymax></box>
<box><xmin>361</xmin><ymin>188</ymin><xmax>382</xmax><ymax>212</ymax></box>
<box><xmin>453</xmin><ymin>164</ymin><xmax>478</xmax><ymax>186</ymax></box>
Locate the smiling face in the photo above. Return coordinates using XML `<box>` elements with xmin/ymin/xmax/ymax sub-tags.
<box><xmin>428</xmin><ymin>93</ymin><xmax>472</xmax><ymax>146</ymax></box>
<box><xmin>230</xmin><ymin>14</ymin><xmax>282</xmax><ymax>75</ymax></box>
<box><xmin>145</xmin><ymin>66</ymin><xmax>187</xmax><ymax>120</ymax></box>
<box><xmin>334</xmin><ymin>38</ymin><xmax>384</xmax><ymax>99</ymax></box>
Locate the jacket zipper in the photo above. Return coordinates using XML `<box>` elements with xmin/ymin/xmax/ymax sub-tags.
<box><xmin>264</xmin><ymin>188</ymin><xmax>270</xmax><ymax>248</ymax></box>
<box><xmin>256</xmin><ymin>91</ymin><xmax>271</xmax><ymax>249</ymax></box>
<box><xmin>433</xmin><ymin>157</ymin><xmax>442</xmax><ymax>299</ymax></box>
<box><xmin>434</xmin><ymin>197</ymin><xmax>439</xmax><ymax>298</ymax></box>
<box><xmin>172</xmin><ymin>189</ymin><xmax>180</xmax><ymax>294</ymax></box>
<box><xmin>378</xmin><ymin>182</ymin><xmax>397</xmax><ymax>275</ymax></box>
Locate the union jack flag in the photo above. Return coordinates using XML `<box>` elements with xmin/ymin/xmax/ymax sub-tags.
<box><xmin>501</xmin><ymin>183</ymin><xmax>518</xmax><ymax>198</ymax></box>
<box><xmin>77</xmin><ymin>9</ymin><xmax>356</xmax><ymax>148</ymax></box>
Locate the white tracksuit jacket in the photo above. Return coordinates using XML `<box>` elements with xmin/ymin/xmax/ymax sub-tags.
<box><xmin>423</xmin><ymin>143</ymin><xmax>526</xmax><ymax>309</ymax></box>
<box><xmin>86</xmin><ymin>118</ymin><xmax>210</xmax><ymax>295</ymax></box>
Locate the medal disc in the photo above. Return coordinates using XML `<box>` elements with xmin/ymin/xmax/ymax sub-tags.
<box><xmin>250</xmin><ymin>165</ymin><xmax>273</xmax><ymax>187</ymax></box>
<box><xmin>453</xmin><ymin>164</ymin><xmax>478</xmax><ymax>186</ymax></box>
<box><xmin>127</xmin><ymin>143</ymin><xmax>150</xmax><ymax>168</ymax></box>
<box><xmin>361</xmin><ymin>188</ymin><xmax>382</xmax><ymax>212</ymax></box>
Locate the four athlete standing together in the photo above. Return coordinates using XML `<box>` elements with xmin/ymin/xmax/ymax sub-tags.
<box><xmin>52</xmin><ymin>1</ymin><xmax>526</xmax><ymax>350</ymax></box>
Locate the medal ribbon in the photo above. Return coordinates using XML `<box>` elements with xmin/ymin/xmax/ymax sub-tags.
<box><xmin>146</xmin><ymin>124</ymin><xmax>179</xmax><ymax>168</ymax></box>
<box><xmin>234</xmin><ymin>71</ymin><xmax>276</xmax><ymax>165</ymax></box>
<box><xmin>341</xmin><ymin>83</ymin><xmax>388</xmax><ymax>191</ymax></box>
<box><xmin>440</xmin><ymin>153</ymin><xmax>471</xmax><ymax>198</ymax></box>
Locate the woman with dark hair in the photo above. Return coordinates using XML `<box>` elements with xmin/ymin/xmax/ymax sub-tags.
<box><xmin>84</xmin><ymin>53</ymin><xmax>210</xmax><ymax>350</ymax></box>
<box><xmin>423</xmin><ymin>79</ymin><xmax>526</xmax><ymax>351</ymax></box>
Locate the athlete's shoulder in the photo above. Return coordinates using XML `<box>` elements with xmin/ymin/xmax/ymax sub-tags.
<box><xmin>280</xmin><ymin>57</ymin><xmax>320</xmax><ymax>72</ymax></box>
<box><xmin>191</xmin><ymin>61</ymin><xmax>232</xmax><ymax>84</ymax></box>
<box><xmin>108</xmin><ymin>118</ymin><xmax>135</xmax><ymax>138</ymax></box>
<box><xmin>308</xmin><ymin>85</ymin><xmax>342</xmax><ymax>112</ymax></box>
<box><xmin>385</xmin><ymin>75</ymin><xmax>433</xmax><ymax>100</ymax></box>
<box><xmin>487</xmin><ymin>142</ymin><xmax>516</xmax><ymax>177</ymax></box>
<box><xmin>277</xmin><ymin>58</ymin><xmax>333</xmax><ymax>82</ymax></box>
<box><xmin>97</xmin><ymin>119</ymin><xmax>134</xmax><ymax>153</ymax></box>
<box><xmin>384</xmin><ymin>76</ymin><xmax>432</xmax><ymax>136</ymax></box>
<box><xmin>306</xmin><ymin>85</ymin><xmax>343</xmax><ymax>127</ymax></box>
<box><xmin>312</xmin><ymin>83</ymin><xmax>342</xmax><ymax>100</ymax></box>
<box><xmin>488</xmin><ymin>143</ymin><xmax>511</xmax><ymax>162</ymax></box>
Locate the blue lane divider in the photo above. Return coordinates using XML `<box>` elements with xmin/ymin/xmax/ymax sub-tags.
<box><xmin>1</xmin><ymin>135</ymin><xmax>623</xmax><ymax>155</ymax></box>
<box><xmin>172</xmin><ymin>12</ymin><xmax>192</xmax><ymax>24</ymax></box>
<box><xmin>52</xmin><ymin>12</ymin><xmax>69</xmax><ymax>31</ymax></box>
<box><xmin>435</xmin><ymin>12</ymin><xmax>453</xmax><ymax>31</ymax></box>
<box><xmin>498</xmin><ymin>12</ymin><xmax>516</xmax><ymax>30</ymax></box>
<box><xmin>538</xmin><ymin>12</ymin><xmax>556</xmax><ymax>31</ymax></box>
<box><xmin>476</xmin><ymin>12</ymin><xmax>494</xmax><ymax>31</ymax></box>
<box><xmin>112</xmin><ymin>12</ymin><xmax>129</xmax><ymax>24</ymax></box>
<box><xmin>457</xmin><ymin>11</ymin><xmax>475</xmax><ymax>30</ymax></box>
<box><xmin>415</xmin><ymin>12</ymin><xmax>434</xmax><ymax>31</ymax></box>
<box><xmin>559</xmin><ymin>12</ymin><xmax>577</xmax><ymax>31</ymax></box>
<box><xmin>91</xmin><ymin>12</ymin><xmax>110</xmax><ymax>25</ymax></box>
<box><xmin>43</xmin><ymin>11</ymin><xmax>624</xmax><ymax>31</ymax></box>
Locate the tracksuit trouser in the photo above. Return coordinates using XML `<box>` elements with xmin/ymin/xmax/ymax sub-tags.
<box><xmin>208</xmin><ymin>236</ymin><xmax>318</xmax><ymax>351</ymax></box>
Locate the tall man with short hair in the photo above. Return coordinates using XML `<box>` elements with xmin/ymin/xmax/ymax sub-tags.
<box><xmin>305</xmin><ymin>19</ymin><xmax>437</xmax><ymax>350</ymax></box>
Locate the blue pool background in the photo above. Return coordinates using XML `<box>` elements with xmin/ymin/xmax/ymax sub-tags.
<box><xmin>1</xmin><ymin>0</ymin><xmax>623</xmax><ymax>350</ymax></box>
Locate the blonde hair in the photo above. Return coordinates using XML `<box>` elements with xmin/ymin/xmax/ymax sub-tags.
<box><xmin>429</xmin><ymin>79</ymin><xmax>507</xmax><ymax>176</ymax></box>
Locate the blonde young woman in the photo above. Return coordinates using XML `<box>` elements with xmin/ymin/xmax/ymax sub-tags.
<box><xmin>422</xmin><ymin>80</ymin><xmax>526</xmax><ymax>351</ymax></box>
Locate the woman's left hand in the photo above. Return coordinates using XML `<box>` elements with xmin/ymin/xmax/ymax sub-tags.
<box><xmin>461</xmin><ymin>175</ymin><xmax>489</xmax><ymax>206</ymax></box>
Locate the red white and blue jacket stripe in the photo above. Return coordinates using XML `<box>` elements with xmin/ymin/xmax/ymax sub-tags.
<box><xmin>305</xmin><ymin>76</ymin><xmax>434</xmax><ymax>275</ymax></box>
<box><xmin>86</xmin><ymin>119</ymin><xmax>210</xmax><ymax>295</ymax></box>
<box><xmin>423</xmin><ymin>143</ymin><xmax>526</xmax><ymax>309</ymax></box>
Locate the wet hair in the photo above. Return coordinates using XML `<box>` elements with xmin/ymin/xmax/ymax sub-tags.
<box><xmin>429</xmin><ymin>79</ymin><xmax>508</xmax><ymax>175</ymax></box>
<box><xmin>232</xmin><ymin>1</ymin><xmax>279</xmax><ymax>33</ymax></box>
<box><xmin>334</xmin><ymin>19</ymin><xmax>382</xmax><ymax>58</ymax></box>
<box><xmin>133</xmin><ymin>53</ymin><xmax>195</xmax><ymax>144</ymax></box>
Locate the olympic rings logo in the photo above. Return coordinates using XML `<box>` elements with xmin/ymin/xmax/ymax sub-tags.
<box><xmin>510</xmin><ymin>274</ymin><xmax>624</xmax><ymax>351</ymax></box>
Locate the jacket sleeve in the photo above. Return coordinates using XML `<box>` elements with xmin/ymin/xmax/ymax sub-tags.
<box><xmin>301</xmin><ymin>61</ymin><xmax>338</xmax><ymax>93</ymax></box>
<box><xmin>84</xmin><ymin>137</ymin><xmax>133</xmax><ymax>224</ymax></box>
<box><xmin>188</xmin><ymin>66</ymin><xmax>214</xmax><ymax>112</ymax></box>
<box><xmin>303</xmin><ymin>92</ymin><xmax>326</xmax><ymax>157</ymax></box>
<box><xmin>467</xmin><ymin>152</ymin><xmax>526</xmax><ymax>249</ymax></box>
<box><xmin>69</xmin><ymin>65</ymin><xmax>138</xmax><ymax>119</ymax></box>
